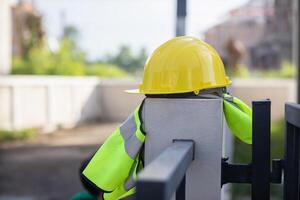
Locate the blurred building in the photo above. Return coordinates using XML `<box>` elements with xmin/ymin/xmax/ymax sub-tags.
<box><xmin>249</xmin><ymin>0</ymin><xmax>292</xmax><ymax>69</ymax></box>
<box><xmin>0</xmin><ymin>0</ymin><xmax>12</xmax><ymax>74</ymax></box>
<box><xmin>11</xmin><ymin>0</ymin><xmax>44</xmax><ymax>58</ymax></box>
<box><xmin>0</xmin><ymin>0</ymin><xmax>43</xmax><ymax>75</ymax></box>
<box><xmin>205</xmin><ymin>0</ymin><xmax>292</xmax><ymax>69</ymax></box>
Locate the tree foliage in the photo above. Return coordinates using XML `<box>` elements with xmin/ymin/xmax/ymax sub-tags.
<box><xmin>11</xmin><ymin>25</ymin><xmax>144</xmax><ymax>77</ymax></box>
<box><xmin>85</xmin><ymin>63</ymin><xmax>127</xmax><ymax>77</ymax></box>
<box><xmin>12</xmin><ymin>38</ymin><xmax>86</xmax><ymax>76</ymax></box>
<box><xmin>105</xmin><ymin>46</ymin><xmax>147</xmax><ymax>72</ymax></box>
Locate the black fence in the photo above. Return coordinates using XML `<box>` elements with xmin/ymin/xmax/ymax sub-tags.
<box><xmin>284</xmin><ymin>103</ymin><xmax>300</xmax><ymax>199</ymax></box>
<box><xmin>136</xmin><ymin>140</ymin><xmax>194</xmax><ymax>200</ymax></box>
<box><xmin>136</xmin><ymin>101</ymin><xmax>300</xmax><ymax>200</ymax></box>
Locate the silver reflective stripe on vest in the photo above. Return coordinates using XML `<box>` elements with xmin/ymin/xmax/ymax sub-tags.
<box><xmin>125</xmin><ymin>134</ymin><xmax>143</xmax><ymax>159</ymax></box>
<box><xmin>124</xmin><ymin>173</ymin><xmax>135</xmax><ymax>191</ymax></box>
<box><xmin>120</xmin><ymin>113</ymin><xmax>137</xmax><ymax>139</ymax></box>
<box><xmin>120</xmin><ymin>112</ymin><xmax>143</xmax><ymax>159</ymax></box>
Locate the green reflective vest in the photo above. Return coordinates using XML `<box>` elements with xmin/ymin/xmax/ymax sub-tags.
<box><xmin>223</xmin><ymin>93</ymin><xmax>252</xmax><ymax>144</ymax></box>
<box><xmin>82</xmin><ymin>106</ymin><xmax>145</xmax><ymax>200</ymax></box>
<box><xmin>82</xmin><ymin>94</ymin><xmax>252</xmax><ymax>199</ymax></box>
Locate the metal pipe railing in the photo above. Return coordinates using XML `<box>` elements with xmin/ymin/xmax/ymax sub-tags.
<box><xmin>136</xmin><ymin>140</ymin><xmax>194</xmax><ymax>200</ymax></box>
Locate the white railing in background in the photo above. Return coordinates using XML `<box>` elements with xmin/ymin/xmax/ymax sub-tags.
<box><xmin>0</xmin><ymin>75</ymin><xmax>142</xmax><ymax>132</ymax></box>
<box><xmin>0</xmin><ymin>75</ymin><xmax>296</xmax><ymax>132</ymax></box>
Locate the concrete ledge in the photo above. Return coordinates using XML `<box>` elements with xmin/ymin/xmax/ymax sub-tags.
<box><xmin>232</xmin><ymin>79</ymin><xmax>296</xmax><ymax>120</ymax></box>
<box><xmin>100</xmin><ymin>79</ymin><xmax>143</xmax><ymax>121</ymax></box>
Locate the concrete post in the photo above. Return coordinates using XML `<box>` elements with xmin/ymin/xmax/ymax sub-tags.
<box><xmin>0</xmin><ymin>0</ymin><xmax>12</xmax><ymax>74</ymax></box>
<box><xmin>143</xmin><ymin>98</ymin><xmax>223</xmax><ymax>200</ymax></box>
<box><xmin>221</xmin><ymin>87</ymin><xmax>234</xmax><ymax>200</ymax></box>
<box><xmin>221</xmin><ymin>121</ymin><xmax>233</xmax><ymax>200</ymax></box>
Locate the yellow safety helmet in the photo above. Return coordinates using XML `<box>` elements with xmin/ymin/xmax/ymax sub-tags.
<box><xmin>128</xmin><ymin>36</ymin><xmax>231</xmax><ymax>94</ymax></box>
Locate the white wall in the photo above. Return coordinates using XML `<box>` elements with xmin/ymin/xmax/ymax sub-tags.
<box><xmin>100</xmin><ymin>79</ymin><xmax>144</xmax><ymax>121</ymax></box>
<box><xmin>0</xmin><ymin>76</ymin><xmax>103</xmax><ymax>132</ymax></box>
<box><xmin>0</xmin><ymin>0</ymin><xmax>12</xmax><ymax>74</ymax></box>
<box><xmin>0</xmin><ymin>76</ymin><xmax>296</xmax><ymax>132</ymax></box>
<box><xmin>232</xmin><ymin>79</ymin><xmax>297</xmax><ymax>121</ymax></box>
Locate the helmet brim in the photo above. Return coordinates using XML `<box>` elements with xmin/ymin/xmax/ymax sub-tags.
<box><xmin>124</xmin><ymin>89</ymin><xmax>140</xmax><ymax>94</ymax></box>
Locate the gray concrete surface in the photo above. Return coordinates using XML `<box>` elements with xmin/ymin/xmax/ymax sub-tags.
<box><xmin>0</xmin><ymin>123</ymin><xmax>120</xmax><ymax>200</ymax></box>
<box><xmin>143</xmin><ymin>98</ymin><xmax>223</xmax><ymax>200</ymax></box>
<box><xmin>0</xmin><ymin>145</ymin><xmax>97</xmax><ymax>200</ymax></box>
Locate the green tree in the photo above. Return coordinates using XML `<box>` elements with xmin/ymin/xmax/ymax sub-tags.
<box><xmin>12</xmin><ymin>25</ymin><xmax>86</xmax><ymax>76</ymax></box>
<box><xmin>63</xmin><ymin>25</ymin><xmax>79</xmax><ymax>41</ymax></box>
<box><xmin>49</xmin><ymin>38</ymin><xmax>85</xmax><ymax>75</ymax></box>
<box><xmin>106</xmin><ymin>45</ymin><xmax>147</xmax><ymax>72</ymax></box>
<box><xmin>85</xmin><ymin>63</ymin><xmax>128</xmax><ymax>77</ymax></box>
<box><xmin>12</xmin><ymin>24</ymin><xmax>131</xmax><ymax>78</ymax></box>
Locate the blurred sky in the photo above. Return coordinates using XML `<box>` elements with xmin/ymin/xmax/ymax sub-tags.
<box><xmin>31</xmin><ymin>0</ymin><xmax>248</xmax><ymax>60</ymax></box>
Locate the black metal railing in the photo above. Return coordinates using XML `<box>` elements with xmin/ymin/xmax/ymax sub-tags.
<box><xmin>136</xmin><ymin>101</ymin><xmax>300</xmax><ymax>200</ymax></box>
<box><xmin>136</xmin><ymin>140</ymin><xmax>194</xmax><ymax>200</ymax></box>
<box><xmin>222</xmin><ymin>101</ymin><xmax>300</xmax><ymax>200</ymax></box>
<box><xmin>251</xmin><ymin>100</ymin><xmax>271</xmax><ymax>199</ymax></box>
<box><xmin>284</xmin><ymin>103</ymin><xmax>300</xmax><ymax>200</ymax></box>
<box><xmin>222</xmin><ymin>100</ymin><xmax>277</xmax><ymax>200</ymax></box>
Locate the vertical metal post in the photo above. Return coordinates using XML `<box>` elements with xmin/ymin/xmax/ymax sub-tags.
<box><xmin>176</xmin><ymin>175</ymin><xmax>186</xmax><ymax>200</ymax></box>
<box><xmin>284</xmin><ymin>122</ymin><xmax>300</xmax><ymax>200</ymax></box>
<box><xmin>284</xmin><ymin>103</ymin><xmax>300</xmax><ymax>200</ymax></box>
<box><xmin>251</xmin><ymin>100</ymin><xmax>271</xmax><ymax>200</ymax></box>
<box><xmin>294</xmin><ymin>0</ymin><xmax>300</xmax><ymax>103</ymax></box>
<box><xmin>176</xmin><ymin>0</ymin><xmax>186</xmax><ymax>36</ymax></box>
